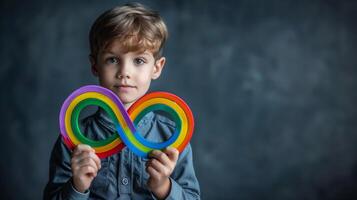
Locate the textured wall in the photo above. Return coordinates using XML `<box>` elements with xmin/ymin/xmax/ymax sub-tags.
<box><xmin>1</xmin><ymin>0</ymin><xmax>357</xmax><ymax>199</ymax></box>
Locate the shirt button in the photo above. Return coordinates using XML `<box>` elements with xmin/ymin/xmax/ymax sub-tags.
<box><xmin>122</xmin><ymin>177</ymin><xmax>129</xmax><ymax>185</ymax></box>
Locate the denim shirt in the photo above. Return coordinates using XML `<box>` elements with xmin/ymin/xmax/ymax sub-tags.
<box><xmin>43</xmin><ymin>108</ymin><xmax>200</xmax><ymax>200</ymax></box>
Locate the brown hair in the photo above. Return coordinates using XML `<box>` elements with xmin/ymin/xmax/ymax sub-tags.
<box><xmin>89</xmin><ymin>3</ymin><xmax>168</xmax><ymax>60</ymax></box>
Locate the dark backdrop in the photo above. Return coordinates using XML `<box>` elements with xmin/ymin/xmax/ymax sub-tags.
<box><xmin>1</xmin><ymin>0</ymin><xmax>357</xmax><ymax>199</ymax></box>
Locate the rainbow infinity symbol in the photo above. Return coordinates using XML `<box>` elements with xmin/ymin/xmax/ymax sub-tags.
<box><xmin>59</xmin><ymin>85</ymin><xmax>194</xmax><ymax>158</ymax></box>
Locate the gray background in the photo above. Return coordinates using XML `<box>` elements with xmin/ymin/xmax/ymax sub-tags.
<box><xmin>1</xmin><ymin>0</ymin><xmax>357</xmax><ymax>199</ymax></box>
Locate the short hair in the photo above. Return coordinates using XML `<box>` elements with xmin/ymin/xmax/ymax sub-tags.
<box><xmin>89</xmin><ymin>3</ymin><xmax>168</xmax><ymax>60</ymax></box>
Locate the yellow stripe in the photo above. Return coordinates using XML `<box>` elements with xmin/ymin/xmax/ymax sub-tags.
<box><xmin>65</xmin><ymin>92</ymin><xmax>125</xmax><ymax>152</ymax></box>
<box><xmin>130</xmin><ymin>97</ymin><xmax>188</xmax><ymax>149</ymax></box>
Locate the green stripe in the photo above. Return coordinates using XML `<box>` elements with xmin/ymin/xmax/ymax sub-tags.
<box><xmin>71</xmin><ymin>98</ymin><xmax>119</xmax><ymax>147</ymax></box>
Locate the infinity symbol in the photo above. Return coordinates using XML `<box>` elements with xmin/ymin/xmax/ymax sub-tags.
<box><xmin>59</xmin><ymin>85</ymin><xmax>194</xmax><ymax>158</ymax></box>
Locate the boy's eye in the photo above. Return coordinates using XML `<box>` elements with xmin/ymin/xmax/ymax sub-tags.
<box><xmin>106</xmin><ymin>57</ymin><xmax>119</xmax><ymax>64</ymax></box>
<box><xmin>134</xmin><ymin>58</ymin><xmax>146</xmax><ymax>65</ymax></box>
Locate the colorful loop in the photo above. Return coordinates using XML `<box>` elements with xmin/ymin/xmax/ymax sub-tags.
<box><xmin>59</xmin><ymin>85</ymin><xmax>195</xmax><ymax>158</ymax></box>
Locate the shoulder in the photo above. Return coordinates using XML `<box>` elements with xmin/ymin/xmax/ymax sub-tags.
<box><xmin>152</xmin><ymin>110</ymin><xmax>176</xmax><ymax>128</ymax></box>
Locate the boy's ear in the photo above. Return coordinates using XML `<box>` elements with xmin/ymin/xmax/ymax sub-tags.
<box><xmin>89</xmin><ymin>54</ymin><xmax>98</xmax><ymax>77</ymax></box>
<box><xmin>152</xmin><ymin>57</ymin><xmax>166</xmax><ymax>80</ymax></box>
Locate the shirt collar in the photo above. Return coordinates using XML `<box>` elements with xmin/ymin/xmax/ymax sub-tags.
<box><xmin>95</xmin><ymin>107</ymin><xmax>154</xmax><ymax>128</ymax></box>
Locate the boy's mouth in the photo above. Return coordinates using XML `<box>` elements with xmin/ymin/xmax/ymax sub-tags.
<box><xmin>114</xmin><ymin>84</ymin><xmax>136</xmax><ymax>92</ymax></box>
<box><xmin>115</xmin><ymin>84</ymin><xmax>136</xmax><ymax>88</ymax></box>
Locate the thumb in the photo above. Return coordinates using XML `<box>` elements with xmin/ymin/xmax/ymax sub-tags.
<box><xmin>164</xmin><ymin>146</ymin><xmax>179</xmax><ymax>162</ymax></box>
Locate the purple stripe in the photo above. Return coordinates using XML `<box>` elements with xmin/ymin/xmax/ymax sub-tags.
<box><xmin>59</xmin><ymin>85</ymin><xmax>136</xmax><ymax>141</ymax></box>
<box><xmin>59</xmin><ymin>87</ymin><xmax>84</xmax><ymax>139</ymax></box>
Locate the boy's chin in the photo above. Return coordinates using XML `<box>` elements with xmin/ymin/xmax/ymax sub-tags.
<box><xmin>117</xmin><ymin>95</ymin><xmax>135</xmax><ymax>107</ymax></box>
<box><xmin>116</xmin><ymin>91</ymin><xmax>146</xmax><ymax>108</ymax></box>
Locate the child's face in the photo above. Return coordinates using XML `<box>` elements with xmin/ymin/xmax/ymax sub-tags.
<box><xmin>91</xmin><ymin>39</ymin><xmax>165</xmax><ymax>109</ymax></box>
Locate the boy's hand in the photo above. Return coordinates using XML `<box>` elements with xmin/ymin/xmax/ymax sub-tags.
<box><xmin>71</xmin><ymin>144</ymin><xmax>101</xmax><ymax>193</ymax></box>
<box><xmin>145</xmin><ymin>147</ymin><xmax>179</xmax><ymax>199</ymax></box>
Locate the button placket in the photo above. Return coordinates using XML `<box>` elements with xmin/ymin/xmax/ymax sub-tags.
<box><xmin>118</xmin><ymin>148</ymin><xmax>131</xmax><ymax>194</ymax></box>
<box><xmin>121</xmin><ymin>177</ymin><xmax>129</xmax><ymax>185</ymax></box>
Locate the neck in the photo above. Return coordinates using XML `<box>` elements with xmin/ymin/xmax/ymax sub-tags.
<box><xmin>123</xmin><ymin>102</ymin><xmax>133</xmax><ymax>111</ymax></box>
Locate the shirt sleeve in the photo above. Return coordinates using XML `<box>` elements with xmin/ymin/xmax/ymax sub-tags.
<box><xmin>43</xmin><ymin>136</ymin><xmax>90</xmax><ymax>200</ymax></box>
<box><xmin>151</xmin><ymin>143</ymin><xmax>201</xmax><ymax>200</ymax></box>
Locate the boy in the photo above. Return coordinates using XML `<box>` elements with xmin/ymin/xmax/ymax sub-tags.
<box><xmin>43</xmin><ymin>3</ymin><xmax>200</xmax><ymax>200</ymax></box>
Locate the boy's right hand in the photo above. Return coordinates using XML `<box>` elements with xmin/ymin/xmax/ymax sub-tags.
<box><xmin>71</xmin><ymin>144</ymin><xmax>101</xmax><ymax>193</ymax></box>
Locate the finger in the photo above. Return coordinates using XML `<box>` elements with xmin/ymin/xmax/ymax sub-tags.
<box><xmin>149</xmin><ymin>150</ymin><xmax>171</xmax><ymax>166</ymax></box>
<box><xmin>164</xmin><ymin>147</ymin><xmax>179</xmax><ymax>162</ymax></box>
<box><xmin>91</xmin><ymin>152</ymin><xmax>101</xmax><ymax>170</ymax></box>
<box><xmin>72</xmin><ymin>147</ymin><xmax>82</xmax><ymax>157</ymax></box>
<box><xmin>146</xmin><ymin>165</ymin><xmax>160</xmax><ymax>178</ymax></box>
<box><xmin>148</xmin><ymin>159</ymin><xmax>166</xmax><ymax>173</ymax></box>
<box><xmin>80</xmin><ymin>152</ymin><xmax>101</xmax><ymax>169</ymax></box>
<box><xmin>76</xmin><ymin>144</ymin><xmax>95</xmax><ymax>153</ymax></box>
<box><xmin>148</xmin><ymin>159</ymin><xmax>173</xmax><ymax>176</ymax></box>
<box><xmin>75</xmin><ymin>151</ymin><xmax>101</xmax><ymax>169</ymax></box>
<box><xmin>79</xmin><ymin>165</ymin><xmax>97</xmax><ymax>177</ymax></box>
<box><xmin>76</xmin><ymin>157</ymin><xmax>99</xmax><ymax>172</ymax></box>
<box><xmin>72</xmin><ymin>151</ymin><xmax>91</xmax><ymax>163</ymax></box>
<box><xmin>72</xmin><ymin>144</ymin><xmax>95</xmax><ymax>157</ymax></box>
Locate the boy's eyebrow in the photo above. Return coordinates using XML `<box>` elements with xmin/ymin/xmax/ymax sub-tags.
<box><xmin>100</xmin><ymin>50</ymin><xmax>152</xmax><ymax>57</ymax></box>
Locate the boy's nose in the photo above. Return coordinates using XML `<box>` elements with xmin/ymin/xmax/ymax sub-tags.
<box><xmin>117</xmin><ymin>74</ymin><xmax>129</xmax><ymax>79</ymax></box>
<box><xmin>117</xmin><ymin>71</ymin><xmax>130</xmax><ymax>79</ymax></box>
<box><xmin>116</xmin><ymin>62</ymin><xmax>131</xmax><ymax>79</ymax></box>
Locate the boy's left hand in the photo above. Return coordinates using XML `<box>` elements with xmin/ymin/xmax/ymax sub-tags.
<box><xmin>145</xmin><ymin>147</ymin><xmax>179</xmax><ymax>199</ymax></box>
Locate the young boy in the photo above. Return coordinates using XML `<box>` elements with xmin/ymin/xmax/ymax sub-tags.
<box><xmin>43</xmin><ymin>3</ymin><xmax>200</xmax><ymax>200</ymax></box>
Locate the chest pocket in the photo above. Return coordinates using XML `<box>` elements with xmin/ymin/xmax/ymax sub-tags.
<box><xmin>89</xmin><ymin>158</ymin><xmax>109</xmax><ymax>198</ymax></box>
